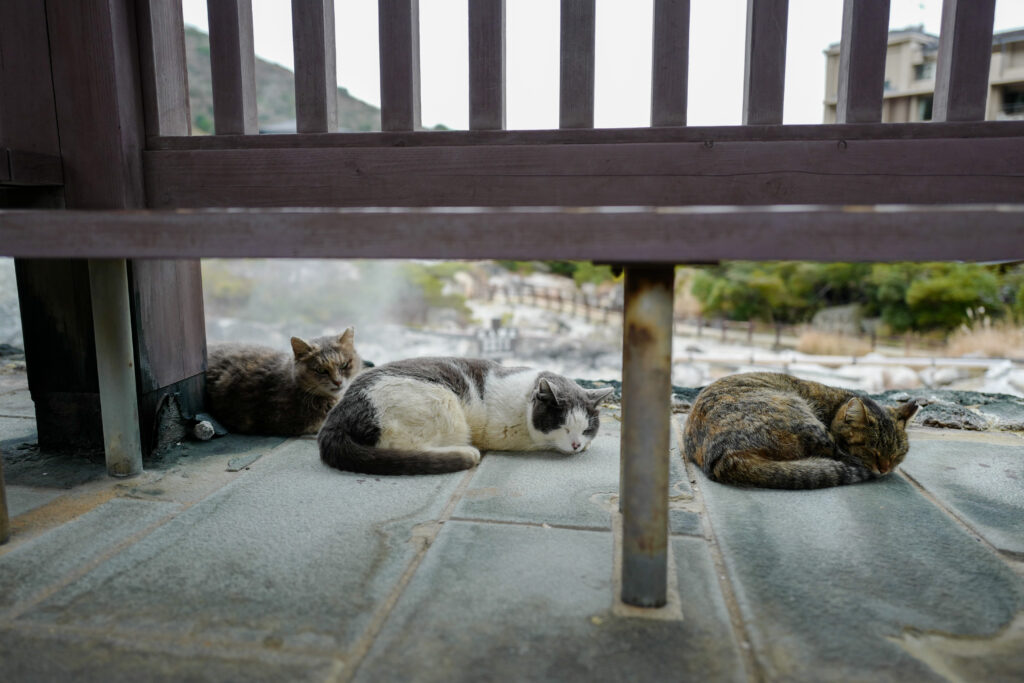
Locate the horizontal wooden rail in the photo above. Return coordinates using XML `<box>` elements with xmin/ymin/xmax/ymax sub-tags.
<box><xmin>1</xmin><ymin>205</ymin><xmax>1021</xmax><ymax>261</ymax></box>
<box><xmin>144</xmin><ymin>133</ymin><xmax>1024</xmax><ymax>208</ymax></box>
<box><xmin>146</xmin><ymin>120</ymin><xmax>1024</xmax><ymax>150</ymax></box>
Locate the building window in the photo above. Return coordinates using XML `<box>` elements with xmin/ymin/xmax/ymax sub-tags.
<box><xmin>1003</xmin><ymin>87</ymin><xmax>1024</xmax><ymax>116</ymax></box>
<box><xmin>917</xmin><ymin>95</ymin><xmax>933</xmax><ymax>121</ymax></box>
<box><xmin>913</xmin><ymin>62</ymin><xmax>935</xmax><ymax>80</ymax></box>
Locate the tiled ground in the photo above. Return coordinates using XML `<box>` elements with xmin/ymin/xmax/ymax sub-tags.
<box><xmin>1</xmin><ymin>376</ymin><xmax>1022</xmax><ymax>682</ymax></box>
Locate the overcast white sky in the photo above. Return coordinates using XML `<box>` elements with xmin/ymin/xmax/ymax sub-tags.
<box><xmin>181</xmin><ymin>0</ymin><xmax>1024</xmax><ymax>129</ymax></box>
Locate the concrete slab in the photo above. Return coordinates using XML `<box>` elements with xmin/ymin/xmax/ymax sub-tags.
<box><xmin>0</xmin><ymin>498</ymin><xmax>181</xmax><ymax>612</ymax></box>
<box><xmin>900</xmin><ymin>438</ymin><xmax>1024</xmax><ymax>557</ymax></box>
<box><xmin>3</xmin><ymin>484</ymin><xmax>62</xmax><ymax>517</ymax></box>
<box><xmin>354</xmin><ymin>521</ymin><xmax>746</xmax><ymax>682</ymax></box>
<box><xmin>19</xmin><ymin>439</ymin><xmax>466</xmax><ymax>655</ymax></box>
<box><xmin>698</xmin><ymin>470</ymin><xmax>1024</xmax><ymax>682</ymax></box>
<box><xmin>454</xmin><ymin>416</ymin><xmax>698</xmax><ymax>534</ymax></box>
<box><xmin>0</xmin><ymin>388</ymin><xmax>35</xmax><ymax>418</ymax></box>
<box><xmin>0</xmin><ymin>624</ymin><xmax>342</xmax><ymax>683</ymax></box>
<box><xmin>0</xmin><ymin>415</ymin><xmax>37</xmax><ymax>454</ymax></box>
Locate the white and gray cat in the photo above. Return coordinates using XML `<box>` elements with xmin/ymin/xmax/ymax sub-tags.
<box><xmin>318</xmin><ymin>357</ymin><xmax>615</xmax><ymax>475</ymax></box>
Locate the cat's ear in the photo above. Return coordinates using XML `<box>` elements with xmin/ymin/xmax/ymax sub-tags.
<box><xmin>587</xmin><ymin>387</ymin><xmax>614</xmax><ymax>406</ymax></box>
<box><xmin>535</xmin><ymin>377</ymin><xmax>561</xmax><ymax>404</ymax></box>
<box><xmin>890</xmin><ymin>399</ymin><xmax>919</xmax><ymax>427</ymax></box>
<box><xmin>290</xmin><ymin>336</ymin><xmax>313</xmax><ymax>359</ymax></box>
<box><xmin>839</xmin><ymin>397</ymin><xmax>869</xmax><ymax>427</ymax></box>
<box><xmin>336</xmin><ymin>327</ymin><xmax>355</xmax><ymax>350</ymax></box>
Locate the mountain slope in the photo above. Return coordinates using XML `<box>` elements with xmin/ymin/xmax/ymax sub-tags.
<box><xmin>184</xmin><ymin>26</ymin><xmax>381</xmax><ymax>133</ymax></box>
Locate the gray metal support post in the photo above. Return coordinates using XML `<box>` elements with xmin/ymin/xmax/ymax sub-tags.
<box><xmin>619</xmin><ymin>265</ymin><xmax>674</xmax><ymax>607</ymax></box>
<box><xmin>88</xmin><ymin>259</ymin><xmax>143</xmax><ymax>477</ymax></box>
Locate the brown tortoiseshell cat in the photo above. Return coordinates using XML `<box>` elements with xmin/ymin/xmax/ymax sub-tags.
<box><xmin>205</xmin><ymin>328</ymin><xmax>362</xmax><ymax>436</ymax></box>
<box><xmin>684</xmin><ymin>372</ymin><xmax>918</xmax><ymax>489</ymax></box>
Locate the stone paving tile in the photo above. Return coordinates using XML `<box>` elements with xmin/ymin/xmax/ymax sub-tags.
<box><xmin>455</xmin><ymin>417</ymin><xmax>696</xmax><ymax>533</ymax></box>
<box><xmin>354</xmin><ymin>521</ymin><xmax>746</xmax><ymax>683</ymax></box>
<box><xmin>0</xmin><ymin>498</ymin><xmax>181</xmax><ymax>612</ymax></box>
<box><xmin>19</xmin><ymin>439</ymin><xmax>466</xmax><ymax>654</ymax></box>
<box><xmin>0</xmin><ymin>388</ymin><xmax>35</xmax><ymax>418</ymax></box>
<box><xmin>900</xmin><ymin>438</ymin><xmax>1024</xmax><ymax>556</ymax></box>
<box><xmin>4</xmin><ymin>484</ymin><xmax>62</xmax><ymax>517</ymax></box>
<box><xmin>698</xmin><ymin>470</ymin><xmax>1024</xmax><ymax>682</ymax></box>
<box><xmin>0</xmin><ymin>625</ymin><xmax>341</xmax><ymax>683</ymax></box>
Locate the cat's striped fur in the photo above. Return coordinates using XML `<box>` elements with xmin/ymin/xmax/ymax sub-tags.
<box><xmin>684</xmin><ymin>372</ymin><xmax>918</xmax><ymax>489</ymax></box>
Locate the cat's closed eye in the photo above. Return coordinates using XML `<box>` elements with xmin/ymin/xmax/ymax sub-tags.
<box><xmin>341</xmin><ymin>361</ymin><xmax>351</xmax><ymax>370</ymax></box>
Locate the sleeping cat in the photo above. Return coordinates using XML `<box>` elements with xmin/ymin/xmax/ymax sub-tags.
<box><xmin>684</xmin><ymin>372</ymin><xmax>918</xmax><ymax>489</ymax></box>
<box><xmin>318</xmin><ymin>357</ymin><xmax>615</xmax><ymax>475</ymax></box>
<box><xmin>205</xmin><ymin>328</ymin><xmax>362</xmax><ymax>436</ymax></box>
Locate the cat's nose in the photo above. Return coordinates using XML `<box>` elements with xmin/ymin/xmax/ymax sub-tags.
<box><xmin>571</xmin><ymin>440</ymin><xmax>581</xmax><ymax>451</ymax></box>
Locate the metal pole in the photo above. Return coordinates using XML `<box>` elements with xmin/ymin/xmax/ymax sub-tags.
<box><xmin>88</xmin><ymin>259</ymin><xmax>143</xmax><ymax>477</ymax></box>
<box><xmin>619</xmin><ymin>265</ymin><xmax>674</xmax><ymax>607</ymax></box>
<box><xmin>0</xmin><ymin>457</ymin><xmax>10</xmax><ymax>544</ymax></box>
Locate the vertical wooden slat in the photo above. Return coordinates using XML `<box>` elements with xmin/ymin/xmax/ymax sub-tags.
<box><xmin>207</xmin><ymin>0</ymin><xmax>258</xmax><ymax>134</ymax></box>
<box><xmin>932</xmin><ymin>0</ymin><xmax>996</xmax><ymax>122</ymax></box>
<box><xmin>292</xmin><ymin>0</ymin><xmax>338</xmax><ymax>133</ymax></box>
<box><xmin>651</xmin><ymin>0</ymin><xmax>690</xmax><ymax>127</ymax></box>
<box><xmin>378</xmin><ymin>0</ymin><xmax>421</xmax><ymax>131</ymax></box>
<box><xmin>469</xmin><ymin>0</ymin><xmax>506</xmax><ymax>130</ymax></box>
<box><xmin>137</xmin><ymin>0</ymin><xmax>192</xmax><ymax>136</ymax></box>
<box><xmin>743</xmin><ymin>0</ymin><xmax>789</xmax><ymax>125</ymax></box>
<box><xmin>559</xmin><ymin>0</ymin><xmax>596</xmax><ymax>129</ymax></box>
<box><xmin>835</xmin><ymin>0</ymin><xmax>890</xmax><ymax>124</ymax></box>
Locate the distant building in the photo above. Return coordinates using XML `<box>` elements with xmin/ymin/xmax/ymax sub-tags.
<box><xmin>823</xmin><ymin>26</ymin><xmax>1024</xmax><ymax>123</ymax></box>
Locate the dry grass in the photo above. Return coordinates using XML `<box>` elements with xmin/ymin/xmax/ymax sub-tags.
<box><xmin>796</xmin><ymin>330</ymin><xmax>872</xmax><ymax>357</ymax></box>
<box><xmin>946</xmin><ymin>321</ymin><xmax>1024</xmax><ymax>359</ymax></box>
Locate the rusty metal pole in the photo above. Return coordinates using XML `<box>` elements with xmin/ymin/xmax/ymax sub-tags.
<box><xmin>619</xmin><ymin>265</ymin><xmax>674</xmax><ymax>607</ymax></box>
<box><xmin>88</xmin><ymin>259</ymin><xmax>143</xmax><ymax>477</ymax></box>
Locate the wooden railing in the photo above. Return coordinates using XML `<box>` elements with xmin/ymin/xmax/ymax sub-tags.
<box><xmin>2</xmin><ymin>0</ymin><xmax>1021</xmax><ymax>608</ymax></box>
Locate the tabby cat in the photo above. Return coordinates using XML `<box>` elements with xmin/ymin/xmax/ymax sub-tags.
<box><xmin>318</xmin><ymin>357</ymin><xmax>614</xmax><ymax>475</ymax></box>
<box><xmin>205</xmin><ymin>328</ymin><xmax>362</xmax><ymax>436</ymax></box>
<box><xmin>684</xmin><ymin>372</ymin><xmax>918</xmax><ymax>489</ymax></box>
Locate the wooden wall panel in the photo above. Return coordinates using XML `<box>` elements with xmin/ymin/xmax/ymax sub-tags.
<box><xmin>137</xmin><ymin>0</ymin><xmax>192</xmax><ymax>137</ymax></box>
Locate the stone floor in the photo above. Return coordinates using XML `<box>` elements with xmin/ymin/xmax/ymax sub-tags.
<box><xmin>1</xmin><ymin>371</ymin><xmax>1022</xmax><ymax>682</ymax></box>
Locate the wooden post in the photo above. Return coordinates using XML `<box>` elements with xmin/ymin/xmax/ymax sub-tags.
<box><xmin>743</xmin><ymin>0</ymin><xmax>789</xmax><ymax>125</ymax></box>
<box><xmin>292</xmin><ymin>0</ymin><xmax>339</xmax><ymax>133</ymax></box>
<box><xmin>559</xmin><ymin>0</ymin><xmax>596</xmax><ymax>129</ymax></box>
<box><xmin>0</xmin><ymin>456</ymin><xmax>9</xmax><ymax>544</ymax></box>
<box><xmin>651</xmin><ymin>0</ymin><xmax>690</xmax><ymax>127</ymax></box>
<box><xmin>379</xmin><ymin>0</ymin><xmax>421</xmax><ymax>131</ymax></box>
<box><xmin>835</xmin><ymin>0</ymin><xmax>890</xmax><ymax>124</ymax></box>
<box><xmin>89</xmin><ymin>260</ymin><xmax>143</xmax><ymax>477</ymax></box>
<box><xmin>932</xmin><ymin>0</ymin><xmax>996</xmax><ymax>122</ymax></box>
<box><xmin>469</xmin><ymin>0</ymin><xmax>505</xmax><ymax>130</ymax></box>
<box><xmin>207</xmin><ymin>0</ymin><xmax>258</xmax><ymax>134</ymax></box>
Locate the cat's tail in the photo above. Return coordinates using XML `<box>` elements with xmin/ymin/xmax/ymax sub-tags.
<box><xmin>705</xmin><ymin>451</ymin><xmax>878</xmax><ymax>489</ymax></box>
<box><xmin>318</xmin><ymin>431</ymin><xmax>479</xmax><ymax>475</ymax></box>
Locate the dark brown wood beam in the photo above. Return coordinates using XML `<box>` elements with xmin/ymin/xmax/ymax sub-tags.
<box><xmin>743</xmin><ymin>0</ymin><xmax>789</xmax><ymax>125</ymax></box>
<box><xmin>146</xmin><ymin>120</ymin><xmax>1024</xmax><ymax>150</ymax></box>
<box><xmin>469</xmin><ymin>0</ymin><xmax>505</xmax><ymax>131</ymax></box>
<box><xmin>559</xmin><ymin>0</ymin><xmax>596</xmax><ymax>129</ymax></box>
<box><xmin>2</xmin><ymin>205</ymin><xmax>1021</xmax><ymax>262</ymax></box>
<box><xmin>143</xmin><ymin>134</ymin><xmax>1024</xmax><ymax>208</ymax></box>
